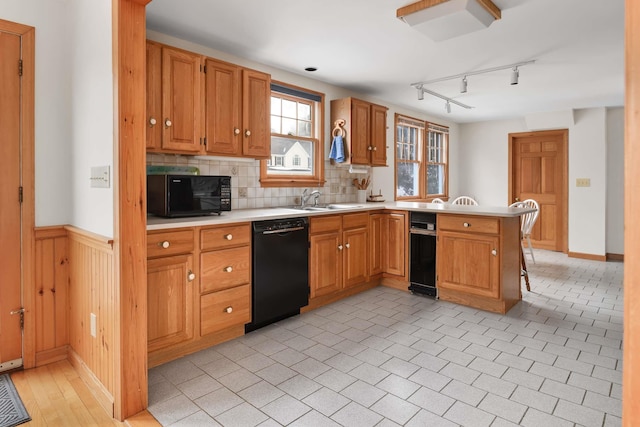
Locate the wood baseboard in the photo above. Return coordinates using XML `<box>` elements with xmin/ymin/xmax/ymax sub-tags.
<box><xmin>303</xmin><ymin>280</ymin><xmax>380</xmax><ymax>313</ymax></box>
<box><xmin>380</xmin><ymin>277</ymin><xmax>409</xmax><ymax>291</ymax></box>
<box><xmin>606</xmin><ymin>253</ymin><xmax>624</xmax><ymax>262</ymax></box>
<box><xmin>35</xmin><ymin>345</ymin><xmax>68</xmax><ymax>367</ymax></box>
<box><xmin>568</xmin><ymin>251</ymin><xmax>607</xmax><ymax>261</ymax></box>
<box><xmin>68</xmin><ymin>349</ymin><xmax>114</xmax><ymax>418</ymax></box>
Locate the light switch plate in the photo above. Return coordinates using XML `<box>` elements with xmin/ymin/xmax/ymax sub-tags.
<box><xmin>90</xmin><ymin>166</ymin><xmax>110</xmax><ymax>188</ymax></box>
<box><xmin>576</xmin><ymin>178</ymin><xmax>591</xmax><ymax>187</ymax></box>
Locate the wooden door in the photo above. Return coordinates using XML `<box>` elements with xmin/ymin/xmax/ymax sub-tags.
<box><xmin>510</xmin><ymin>130</ymin><xmax>568</xmax><ymax>252</ymax></box>
<box><xmin>145</xmin><ymin>41</ymin><xmax>162</xmax><ymax>150</ymax></box>
<box><xmin>385</xmin><ymin>213</ymin><xmax>406</xmax><ymax>277</ymax></box>
<box><xmin>343</xmin><ymin>227</ymin><xmax>368</xmax><ymax>287</ymax></box>
<box><xmin>147</xmin><ymin>254</ymin><xmax>194</xmax><ymax>353</ymax></box>
<box><xmin>204</xmin><ymin>58</ymin><xmax>241</xmax><ymax>156</ymax></box>
<box><xmin>369</xmin><ymin>214</ymin><xmax>384</xmax><ymax>276</ymax></box>
<box><xmin>242</xmin><ymin>69</ymin><xmax>271</xmax><ymax>158</ymax></box>
<box><xmin>309</xmin><ymin>232</ymin><xmax>342</xmax><ymax>298</ymax></box>
<box><xmin>370</xmin><ymin>104</ymin><xmax>388</xmax><ymax>166</ymax></box>
<box><xmin>161</xmin><ymin>46</ymin><xmax>202</xmax><ymax>153</ymax></box>
<box><xmin>350</xmin><ymin>99</ymin><xmax>371</xmax><ymax>165</ymax></box>
<box><xmin>0</xmin><ymin>30</ymin><xmax>24</xmax><ymax>371</ymax></box>
<box><xmin>437</xmin><ymin>231</ymin><xmax>500</xmax><ymax>298</ymax></box>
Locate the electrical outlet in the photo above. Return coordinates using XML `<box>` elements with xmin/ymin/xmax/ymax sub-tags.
<box><xmin>90</xmin><ymin>313</ymin><xmax>97</xmax><ymax>337</ymax></box>
<box><xmin>576</xmin><ymin>178</ymin><xmax>591</xmax><ymax>187</ymax></box>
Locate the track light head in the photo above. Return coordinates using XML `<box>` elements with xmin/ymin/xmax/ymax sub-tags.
<box><xmin>445</xmin><ymin>100</ymin><xmax>451</xmax><ymax>113</ymax></box>
<box><xmin>460</xmin><ymin>76</ymin><xmax>468</xmax><ymax>93</ymax></box>
<box><xmin>510</xmin><ymin>67</ymin><xmax>519</xmax><ymax>85</ymax></box>
<box><xmin>417</xmin><ymin>85</ymin><xmax>424</xmax><ymax>100</ymax></box>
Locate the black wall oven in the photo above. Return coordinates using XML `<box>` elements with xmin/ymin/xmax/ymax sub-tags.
<box><xmin>409</xmin><ymin>212</ymin><xmax>438</xmax><ymax>297</ymax></box>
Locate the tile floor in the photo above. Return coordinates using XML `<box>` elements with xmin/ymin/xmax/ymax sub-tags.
<box><xmin>148</xmin><ymin>249</ymin><xmax>623</xmax><ymax>426</ymax></box>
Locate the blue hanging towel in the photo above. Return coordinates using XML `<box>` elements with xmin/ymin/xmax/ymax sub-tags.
<box><xmin>329</xmin><ymin>134</ymin><xmax>345</xmax><ymax>163</ymax></box>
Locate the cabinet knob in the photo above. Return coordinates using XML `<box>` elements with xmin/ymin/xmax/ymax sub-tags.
<box><xmin>224</xmin><ymin>266</ymin><xmax>233</xmax><ymax>273</ymax></box>
<box><xmin>373</xmin><ymin>147</ymin><xmax>377</xmax><ymax>151</ymax></box>
<box><xmin>345</xmin><ymin>243</ymin><xmax>350</xmax><ymax>249</ymax></box>
<box><xmin>187</xmin><ymin>271</ymin><xmax>196</xmax><ymax>281</ymax></box>
<box><xmin>338</xmin><ymin>244</ymin><xmax>343</xmax><ymax>251</ymax></box>
<box><xmin>224</xmin><ymin>234</ymin><xmax>233</xmax><ymax>240</ymax></box>
<box><xmin>224</xmin><ymin>306</ymin><xmax>233</xmax><ymax>314</ymax></box>
<box><xmin>515</xmin><ymin>197</ymin><xmax>520</xmax><ymax>202</ymax></box>
<box><xmin>463</xmin><ymin>222</ymin><xmax>470</xmax><ymax>228</ymax></box>
<box><xmin>165</xmin><ymin>119</ymin><xmax>172</xmax><ymax>128</ymax></box>
<box><xmin>149</xmin><ymin>117</ymin><xmax>157</xmax><ymax>127</ymax></box>
<box><xmin>234</xmin><ymin>128</ymin><xmax>240</xmax><ymax>135</ymax></box>
<box><xmin>491</xmin><ymin>249</ymin><xmax>497</xmax><ymax>256</ymax></box>
<box><xmin>159</xmin><ymin>240</ymin><xmax>170</xmax><ymax>249</ymax></box>
<box><xmin>368</xmin><ymin>146</ymin><xmax>373</xmax><ymax>151</ymax></box>
<box><xmin>245</xmin><ymin>129</ymin><xmax>251</xmax><ymax>137</ymax></box>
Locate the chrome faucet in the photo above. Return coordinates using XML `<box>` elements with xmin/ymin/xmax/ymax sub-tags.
<box><xmin>301</xmin><ymin>189</ymin><xmax>322</xmax><ymax>207</ymax></box>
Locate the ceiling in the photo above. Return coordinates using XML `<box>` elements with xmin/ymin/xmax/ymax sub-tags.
<box><xmin>146</xmin><ymin>0</ymin><xmax>624</xmax><ymax>124</ymax></box>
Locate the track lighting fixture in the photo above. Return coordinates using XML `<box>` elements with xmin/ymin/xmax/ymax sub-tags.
<box><xmin>460</xmin><ymin>76</ymin><xmax>468</xmax><ymax>93</ymax></box>
<box><xmin>445</xmin><ymin>100</ymin><xmax>451</xmax><ymax>113</ymax></box>
<box><xmin>417</xmin><ymin>86</ymin><xmax>473</xmax><ymax>112</ymax></box>
<box><xmin>417</xmin><ymin>85</ymin><xmax>424</xmax><ymax>100</ymax></box>
<box><xmin>510</xmin><ymin>67</ymin><xmax>519</xmax><ymax>85</ymax></box>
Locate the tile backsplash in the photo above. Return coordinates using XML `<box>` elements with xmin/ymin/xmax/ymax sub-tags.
<box><xmin>147</xmin><ymin>154</ymin><xmax>368</xmax><ymax>210</ymax></box>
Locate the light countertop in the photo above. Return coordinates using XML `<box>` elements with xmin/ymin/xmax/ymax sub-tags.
<box><xmin>147</xmin><ymin>201</ymin><xmax>534</xmax><ymax>231</ymax></box>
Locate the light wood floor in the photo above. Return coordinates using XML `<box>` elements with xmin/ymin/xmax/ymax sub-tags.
<box><xmin>10</xmin><ymin>360</ymin><xmax>160</xmax><ymax>426</ymax></box>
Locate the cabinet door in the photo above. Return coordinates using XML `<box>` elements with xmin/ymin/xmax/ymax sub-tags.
<box><xmin>242</xmin><ymin>69</ymin><xmax>271</xmax><ymax>158</ymax></box>
<box><xmin>385</xmin><ymin>213</ymin><xmax>406</xmax><ymax>277</ymax></box>
<box><xmin>350</xmin><ymin>99</ymin><xmax>371</xmax><ymax>164</ymax></box>
<box><xmin>161</xmin><ymin>47</ymin><xmax>202</xmax><ymax>153</ymax></box>
<box><xmin>343</xmin><ymin>227</ymin><xmax>368</xmax><ymax>287</ymax></box>
<box><xmin>204</xmin><ymin>58</ymin><xmax>242</xmax><ymax>156</ymax></box>
<box><xmin>147</xmin><ymin>254</ymin><xmax>194</xmax><ymax>352</ymax></box>
<box><xmin>437</xmin><ymin>231</ymin><xmax>500</xmax><ymax>298</ymax></box>
<box><xmin>370</xmin><ymin>104</ymin><xmax>388</xmax><ymax>166</ymax></box>
<box><xmin>369</xmin><ymin>214</ymin><xmax>384</xmax><ymax>276</ymax></box>
<box><xmin>310</xmin><ymin>231</ymin><xmax>342</xmax><ymax>298</ymax></box>
<box><xmin>146</xmin><ymin>41</ymin><xmax>162</xmax><ymax>150</ymax></box>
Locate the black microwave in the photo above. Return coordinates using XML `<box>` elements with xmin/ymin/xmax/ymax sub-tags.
<box><xmin>147</xmin><ymin>174</ymin><xmax>231</xmax><ymax>217</ymax></box>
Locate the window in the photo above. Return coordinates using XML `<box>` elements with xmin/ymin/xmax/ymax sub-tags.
<box><xmin>260</xmin><ymin>82</ymin><xmax>325</xmax><ymax>187</ymax></box>
<box><xmin>395</xmin><ymin>114</ymin><xmax>448</xmax><ymax>200</ymax></box>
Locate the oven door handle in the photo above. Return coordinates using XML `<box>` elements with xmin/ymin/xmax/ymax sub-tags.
<box><xmin>410</xmin><ymin>228</ymin><xmax>437</xmax><ymax>237</ymax></box>
<box><xmin>261</xmin><ymin>226</ymin><xmax>306</xmax><ymax>235</ymax></box>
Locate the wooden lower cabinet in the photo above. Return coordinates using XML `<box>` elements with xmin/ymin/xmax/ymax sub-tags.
<box><xmin>369</xmin><ymin>211</ymin><xmax>407</xmax><ymax>279</ymax></box>
<box><xmin>436</xmin><ymin>214</ymin><xmax>521</xmax><ymax>314</ymax></box>
<box><xmin>147</xmin><ymin>254</ymin><xmax>194</xmax><ymax>353</ymax></box>
<box><xmin>201</xmin><ymin>285</ymin><xmax>251</xmax><ymax>335</ymax></box>
<box><xmin>309</xmin><ymin>230</ymin><xmax>342</xmax><ymax>298</ymax></box>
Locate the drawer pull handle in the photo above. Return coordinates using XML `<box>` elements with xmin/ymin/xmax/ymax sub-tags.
<box><xmin>224</xmin><ymin>234</ymin><xmax>233</xmax><ymax>240</ymax></box>
<box><xmin>345</xmin><ymin>243</ymin><xmax>350</xmax><ymax>249</ymax></box>
<box><xmin>160</xmin><ymin>241</ymin><xmax>170</xmax><ymax>249</ymax></box>
<box><xmin>338</xmin><ymin>244</ymin><xmax>343</xmax><ymax>251</ymax></box>
<box><xmin>224</xmin><ymin>306</ymin><xmax>233</xmax><ymax>314</ymax></box>
<box><xmin>491</xmin><ymin>249</ymin><xmax>497</xmax><ymax>256</ymax></box>
<box><xmin>165</xmin><ymin>119</ymin><xmax>172</xmax><ymax>128</ymax></box>
<box><xmin>463</xmin><ymin>222</ymin><xmax>470</xmax><ymax>228</ymax></box>
<box><xmin>234</xmin><ymin>128</ymin><xmax>240</xmax><ymax>135</ymax></box>
<box><xmin>224</xmin><ymin>266</ymin><xmax>233</xmax><ymax>273</ymax></box>
<box><xmin>187</xmin><ymin>271</ymin><xmax>196</xmax><ymax>281</ymax></box>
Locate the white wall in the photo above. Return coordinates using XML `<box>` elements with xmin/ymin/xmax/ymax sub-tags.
<box><xmin>68</xmin><ymin>0</ymin><xmax>114</xmax><ymax>237</ymax></box>
<box><xmin>606</xmin><ymin>107</ymin><xmax>625</xmax><ymax>254</ymax></box>
<box><xmin>0</xmin><ymin>0</ymin><xmax>73</xmax><ymax>227</ymax></box>
<box><xmin>458</xmin><ymin>108</ymin><xmax>623</xmax><ymax>257</ymax></box>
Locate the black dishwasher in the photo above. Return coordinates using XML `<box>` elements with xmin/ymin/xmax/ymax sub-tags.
<box><xmin>246</xmin><ymin>217</ymin><xmax>309</xmax><ymax>332</ymax></box>
<box><xmin>409</xmin><ymin>212</ymin><xmax>438</xmax><ymax>298</ymax></box>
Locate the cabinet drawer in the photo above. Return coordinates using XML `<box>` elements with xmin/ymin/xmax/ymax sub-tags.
<box><xmin>201</xmin><ymin>284</ymin><xmax>251</xmax><ymax>335</ymax></box>
<box><xmin>438</xmin><ymin>215</ymin><xmax>499</xmax><ymax>235</ymax></box>
<box><xmin>201</xmin><ymin>223</ymin><xmax>251</xmax><ymax>251</ymax></box>
<box><xmin>310</xmin><ymin>215</ymin><xmax>342</xmax><ymax>234</ymax></box>
<box><xmin>200</xmin><ymin>246</ymin><xmax>251</xmax><ymax>293</ymax></box>
<box><xmin>342</xmin><ymin>212</ymin><xmax>369</xmax><ymax>230</ymax></box>
<box><xmin>147</xmin><ymin>229</ymin><xmax>194</xmax><ymax>258</ymax></box>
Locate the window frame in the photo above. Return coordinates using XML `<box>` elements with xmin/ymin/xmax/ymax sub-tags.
<box><xmin>394</xmin><ymin>113</ymin><xmax>449</xmax><ymax>201</ymax></box>
<box><xmin>260</xmin><ymin>81</ymin><xmax>325</xmax><ymax>187</ymax></box>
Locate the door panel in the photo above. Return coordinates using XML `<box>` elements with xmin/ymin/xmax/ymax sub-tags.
<box><xmin>510</xmin><ymin>131</ymin><xmax>567</xmax><ymax>252</ymax></box>
<box><xmin>0</xmin><ymin>31</ymin><xmax>23</xmax><ymax>369</ymax></box>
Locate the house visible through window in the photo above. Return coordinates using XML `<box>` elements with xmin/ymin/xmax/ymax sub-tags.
<box><xmin>260</xmin><ymin>82</ymin><xmax>325</xmax><ymax>187</ymax></box>
<box><xmin>395</xmin><ymin>114</ymin><xmax>449</xmax><ymax>200</ymax></box>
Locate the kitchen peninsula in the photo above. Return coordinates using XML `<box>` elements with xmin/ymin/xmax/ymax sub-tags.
<box><xmin>146</xmin><ymin>202</ymin><xmax>532</xmax><ymax>366</ymax></box>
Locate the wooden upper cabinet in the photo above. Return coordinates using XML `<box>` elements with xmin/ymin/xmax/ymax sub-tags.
<box><xmin>204</xmin><ymin>58</ymin><xmax>242</xmax><ymax>156</ymax></box>
<box><xmin>242</xmin><ymin>69</ymin><xmax>271</xmax><ymax>158</ymax></box>
<box><xmin>330</xmin><ymin>97</ymin><xmax>388</xmax><ymax>166</ymax></box>
<box><xmin>146</xmin><ymin>41</ymin><xmax>162</xmax><ymax>150</ymax></box>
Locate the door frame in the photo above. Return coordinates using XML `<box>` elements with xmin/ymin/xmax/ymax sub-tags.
<box><xmin>507</xmin><ymin>129</ymin><xmax>568</xmax><ymax>253</ymax></box>
<box><xmin>0</xmin><ymin>19</ymin><xmax>36</xmax><ymax>369</ymax></box>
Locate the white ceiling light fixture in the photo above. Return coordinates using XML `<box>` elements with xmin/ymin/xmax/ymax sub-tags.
<box><xmin>417</xmin><ymin>85</ymin><xmax>424</xmax><ymax>100</ymax></box>
<box><xmin>510</xmin><ymin>67</ymin><xmax>520</xmax><ymax>85</ymax></box>
<box><xmin>397</xmin><ymin>0</ymin><xmax>501</xmax><ymax>42</ymax></box>
<box><xmin>460</xmin><ymin>76</ymin><xmax>468</xmax><ymax>93</ymax></box>
<box><xmin>417</xmin><ymin>86</ymin><xmax>473</xmax><ymax>111</ymax></box>
<box><xmin>445</xmin><ymin>100</ymin><xmax>452</xmax><ymax>113</ymax></box>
